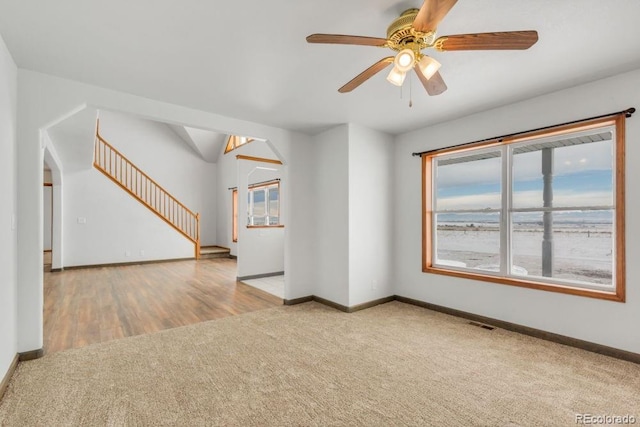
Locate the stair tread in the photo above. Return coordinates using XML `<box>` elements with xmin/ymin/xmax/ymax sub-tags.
<box><xmin>200</xmin><ymin>246</ymin><xmax>231</xmax><ymax>255</ymax></box>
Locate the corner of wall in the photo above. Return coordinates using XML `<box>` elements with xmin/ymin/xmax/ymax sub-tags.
<box><xmin>0</xmin><ymin>31</ymin><xmax>19</xmax><ymax>385</ymax></box>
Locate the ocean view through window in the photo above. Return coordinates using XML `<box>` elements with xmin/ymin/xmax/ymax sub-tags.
<box><xmin>423</xmin><ymin>114</ymin><xmax>626</xmax><ymax>301</ymax></box>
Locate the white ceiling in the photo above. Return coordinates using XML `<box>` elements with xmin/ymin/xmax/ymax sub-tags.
<box><xmin>2</xmin><ymin>1</ymin><xmax>640</xmax><ymax>135</ymax></box>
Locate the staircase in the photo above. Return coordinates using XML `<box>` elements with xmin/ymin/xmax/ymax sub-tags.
<box><xmin>199</xmin><ymin>246</ymin><xmax>231</xmax><ymax>259</ymax></box>
<box><xmin>93</xmin><ymin>125</ymin><xmax>201</xmax><ymax>259</ymax></box>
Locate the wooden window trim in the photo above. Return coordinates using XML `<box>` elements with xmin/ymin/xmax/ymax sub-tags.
<box><xmin>236</xmin><ymin>155</ymin><xmax>282</xmax><ymax>165</ymax></box>
<box><xmin>249</xmin><ymin>179</ymin><xmax>280</xmax><ymax>190</ymax></box>
<box><xmin>422</xmin><ymin>114</ymin><xmax>626</xmax><ymax>302</ymax></box>
<box><xmin>233</xmin><ymin>180</ymin><xmax>282</xmax><ymax>241</ymax></box>
<box><xmin>232</xmin><ymin>189</ymin><xmax>238</xmax><ymax>242</ymax></box>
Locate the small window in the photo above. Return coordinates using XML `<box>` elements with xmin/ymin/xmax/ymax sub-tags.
<box><xmin>232</xmin><ymin>180</ymin><xmax>282</xmax><ymax>241</ymax></box>
<box><xmin>247</xmin><ymin>181</ymin><xmax>280</xmax><ymax>227</ymax></box>
<box><xmin>224</xmin><ymin>135</ymin><xmax>254</xmax><ymax>154</ymax></box>
<box><xmin>423</xmin><ymin>114</ymin><xmax>626</xmax><ymax>301</ymax></box>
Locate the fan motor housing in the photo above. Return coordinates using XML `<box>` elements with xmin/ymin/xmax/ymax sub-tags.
<box><xmin>386</xmin><ymin>8</ymin><xmax>436</xmax><ymax>52</ymax></box>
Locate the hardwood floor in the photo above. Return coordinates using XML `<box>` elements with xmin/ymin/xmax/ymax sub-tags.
<box><xmin>43</xmin><ymin>258</ymin><xmax>282</xmax><ymax>354</ymax></box>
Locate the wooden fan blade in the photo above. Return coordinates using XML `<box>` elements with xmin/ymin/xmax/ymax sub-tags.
<box><xmin>434</xmin><ymin>31</ymin><xmax>538</xmax><ymax>51</ymax></box>
<box><xmin>306</xmin><ymin>34</ymin><xmax>387</xmax><ymax>47</ymax></box>
<box><xmin>339</xmin><ymin>57</ymin><xmax>394</xmax><ymax>93</ymax></box>
<box><xmin>413</xmin><ymin>0</ymin><xmax>458</xmax><ymax>33</ymax></box>
<box><xmin>414</xmin><ymin>66</ymin><xmax>447</xmax><ymax>96</ymax></box>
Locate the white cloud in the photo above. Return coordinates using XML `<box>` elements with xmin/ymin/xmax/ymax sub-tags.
<box><xmin>513</xmin><ymin>140</ymin><xmax>612</xmax><ymax>182</ymax></box>
<box><xmin>513</xmin><ymin>189</ymin><xmax>613</xmax><ymax>208</ymax></box>
<box><xmin>437</xmin><ymin>156</ymin><xmax>501</xmax><ymax>188</ymax></box>
<box><xmin>438</xmin><ymin>140</ymin><xmax>613</xmax><ymax>188</ymax></box>
<box><xmin>438</xmin><ymin>193</ymin><xmax>501</xmax><ymax>210</ymax></box>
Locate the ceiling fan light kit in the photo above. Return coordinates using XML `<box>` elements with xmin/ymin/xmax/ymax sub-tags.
<box><xmin>386</xmin><ymin>66</ymin><xmax>407</xmax><ymax>86</ymax></box>
<box><xmin>418</xmin><ymin>55</ymin><xmax>441</xmax><ymax>80</ymax></box>
<box><xmin>387</xmin><ymin>48</ymin><xmax>416</xmax><ymax>87</ymax></box>
<box><xmin>394</xmin><ymin>49</ymin><xmax>415</xmax><ymax>72</ymax></box>
<box><xmin>306</xmin><ymin>0</ymin><xmax>538</xmax><ymax>96</ymax></box>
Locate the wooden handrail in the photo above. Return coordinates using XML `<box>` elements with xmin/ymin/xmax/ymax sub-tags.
<box><xmin>93</xmin><ymin>129</ymin><xmax>201</xmax><ymax>259</ymax></box>
<box><xmin>96</xmin><ymin>133</ymin><xmax>198</xmax><ymax>218</ymax></box>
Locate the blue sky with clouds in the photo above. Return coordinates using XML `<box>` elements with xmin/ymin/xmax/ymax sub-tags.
<box><xmin>435</xmin><ymin>139</ymin><xmax>614</xmax><ymax>218</ymax></box>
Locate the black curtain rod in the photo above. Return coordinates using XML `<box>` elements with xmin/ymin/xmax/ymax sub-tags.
<box><xmin>228</xmin><ymin>178</ymin><xmax>280</xmax><ymax>191</ymax></box>
<box><xmin>412</xmin><ymin>107</ymin><xmax>636</xmax><ymax>157</ymax></box>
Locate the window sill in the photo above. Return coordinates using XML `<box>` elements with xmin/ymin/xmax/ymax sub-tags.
<box><xmin>246</xmin><ymin>225</ymin><xmax>285</xmax><ymax>229</ymax></box>
<box><xmin>423</xmin><ymin>266</ymin><xmax>624</xmax><ymax>302</ymax></box>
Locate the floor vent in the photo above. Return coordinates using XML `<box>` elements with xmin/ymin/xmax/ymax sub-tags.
<box><xmin>469</xmin><ymin>321</ymin><xmax>495</xmax><ymax>331</ymax></box>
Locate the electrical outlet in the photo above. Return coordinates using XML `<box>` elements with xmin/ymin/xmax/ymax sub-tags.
<box><xmin>140</xmin><ymin>250</ymin><xmax>145</xmax><ymax>256</ymax></box>
<box><xmin>371</xmin><ymin>280</ymin><xmax>378</xmax><ymax>290</ymax></box>
<box><xmin>77</xmin><ymin>217</ymin><xmax>86</xmax><ymax>224</ymax></box>
<box><xmin>125</xmin><ymin>250</ymin><xmax>131</xmax><ymax>257</ymax></box>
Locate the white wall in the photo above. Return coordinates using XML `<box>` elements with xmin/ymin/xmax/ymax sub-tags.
<box><xmin>44</xmin><ymin>136</ymin><xmax>64</xmax><ymax>270</ymax></box>
<box><xmin>63</xmin><ymin>168</ymin><xmax>194</xmax><ymax>266</ymax></box>
<box><xmin>215</xmin><ymin>139</ymin><xmax>280</xmax><ymax>256</ymax></box>
<box><xmin>348</xmin><ymin>124</ymin><xmax>394</xmax><ymax>306</ymax></box>
<box><xmin>236</xmin><ymin>157</ymin><xmax>284</xmax><ymax>278</ymax></box>
<box><xmin>0</xmin><ymin>34</ymin><xmax>17</xmax><ymax>381</ymax></box>
<box><xmin>99</xmin><ymin>111</ymin><xmax>218</xmax><ymax>245</ymax></box>
<box><xmin>59</xmin><ymin>110</ymin><xmax>217</xmax><ymax>267</ymax></box>
<box><xmin>43</xmin><ymin>166</ymin><xmax>54</xmax><ymax>254</ymax></box>
<box><xmin>309</xmin><ymin>124</ymin><xmax>395</xmax><ymax>307</ymax></box>
<box><xmin>220</xmin><ymin>131</ymin><xmax>316</xmax><ymax>299</ymax></box>
<box><xmin>17</xmin><ymin>70</ymin><xmax>314</xmax><ymax>351</ymax></box>
<box><xmin>43</xmin><ymin>186</ymin><xmax>52</xmax><ymax>251</ymax></box>
<box><xmin>282</xmin><ymin>134</ymin><xmax>316</xmax><ymax>299</ymax></box>
<box><xmin>313</xmin><ymin>125</ymin><xmax>350</xmax><ymax>306</ymax></box>
<box><xmin>394</xmin><ymin>68</ymin><xmax>640</xmax><ymax>353</ymax></box>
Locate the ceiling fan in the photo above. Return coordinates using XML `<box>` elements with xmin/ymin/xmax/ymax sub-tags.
<box><xmin>306</xmin><ymin>0</ymin><xmax>538</xmax><ymax>96</ymax></box>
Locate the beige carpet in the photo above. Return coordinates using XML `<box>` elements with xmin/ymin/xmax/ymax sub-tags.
<box><xmin>1</xmin><ymin>301</ymin><xmax>639</xmax><ymax>426</ymax></box>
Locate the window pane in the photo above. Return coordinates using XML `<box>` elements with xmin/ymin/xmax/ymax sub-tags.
<box><xmin>268</xmin><ymin>187</ymin><xmax>279</xmax><ymax>218</ymax></box>
<box><xmin>252</xmin><ymin>216</ymin><xmax>266</xmax><ymax>226</ymax></box>
<box><xmin>511</xmin><ymin>210</ymin><xmax>613</xmax><ymax>286</ymax></box>
<box><xmin>252</xmin><ymin>189</ymin><xmax>266</xmax><ymax>217</ymax></box>
<box><xmin>436</xmin><ymin>152</ymin><xmax>502</xmax><ymax>211</ymax></box>
<box><xmin>512</xmin><ymin>138</ymin><xmax>613</xmax><ymax>209</ymax></box>
<box><xmin>246</xmin><ymin>192</ymin><xmax>251</xmax><ymax>225</ymax></box>
<box><xmin>435</xmin><ymin>212</ymin><xmax>501</xmax><ymax>271</ymax></box>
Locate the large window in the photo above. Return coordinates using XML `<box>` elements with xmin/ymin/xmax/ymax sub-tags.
<box><xmin>423</xmin><ymin>115</ymin><xmax>626</xmax><ymax>301</ymax></box>
<box><xmin>232</xmin><ymin>180</ymin><xmax>282</xmax><ymax>242</ymax></box>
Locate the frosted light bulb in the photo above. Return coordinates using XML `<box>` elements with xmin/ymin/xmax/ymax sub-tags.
<box><xmin>386</xmin><ymin>66</ymin><xmax>406</xmax><ymax>86</ymax></box>
<box><xmin>394</xmin><ymin>49</ymin><xmax>415</xmax><ymax>72</ymax></box>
